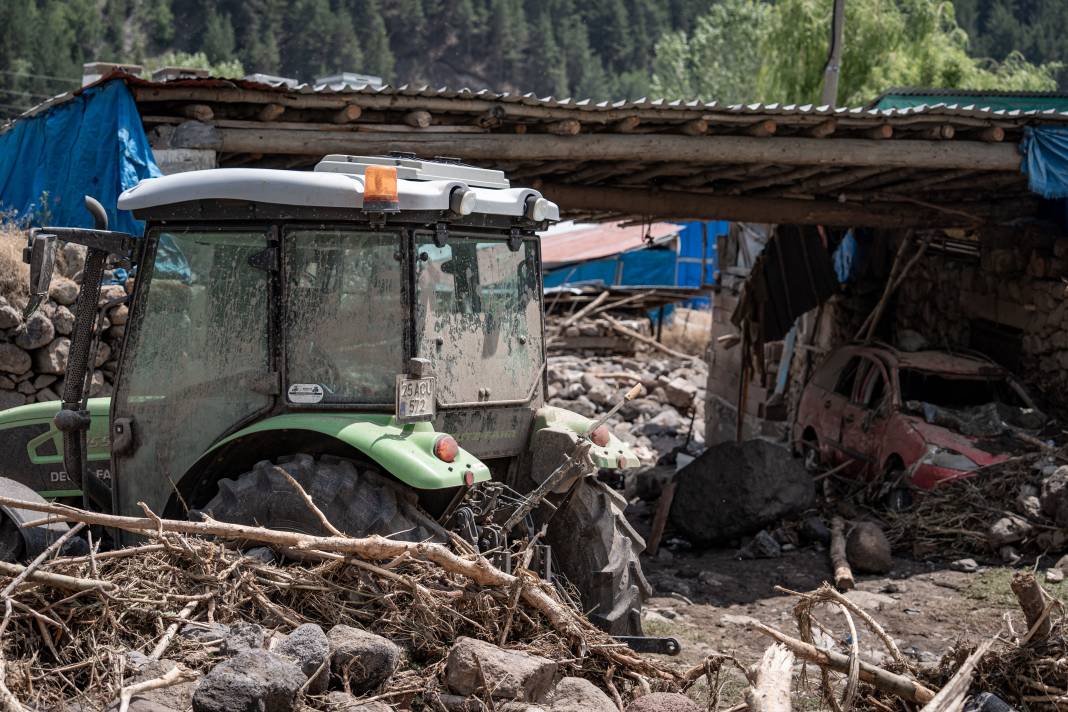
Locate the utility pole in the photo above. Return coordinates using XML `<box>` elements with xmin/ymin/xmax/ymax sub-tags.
<box><xmin>820</xmin><ymin>0</ymin><xmax>846</xmax><ymax>106</ymax></box>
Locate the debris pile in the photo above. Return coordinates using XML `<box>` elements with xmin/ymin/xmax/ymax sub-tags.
<box><xmin>0</xmin><ymin>235</ymin><xmax>125</xmax><ymax>408</ymax></box>
<box><xmin>546</xmin><ymin>354</ymin><xmax>706</xmax><ymax>465</ymax></box>
<box><xmin>886</xmin><ymin>453</ymin><xmax>1068</xmax><ymax>562</ymax></box>
<box><xmin>0</xmin><ymin>496</ymin><xmax>684</xmax><ymax>712</ymax></box>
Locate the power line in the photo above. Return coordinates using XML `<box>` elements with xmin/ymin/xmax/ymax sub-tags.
<box><xmin>0</xmin><ymin>69</ymin><xmax>80</xmax><ymax>84</ymax></box>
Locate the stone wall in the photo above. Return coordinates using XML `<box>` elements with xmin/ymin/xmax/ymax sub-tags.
<box><xmin>0</xmin><ymin>241</ymin><xmax>130</xmax><ymax>410</ymax></box>
<box><xmin>895</xmin><ymin>240</ymin><xmax>1068</xmax><ymax>405</ymax></box>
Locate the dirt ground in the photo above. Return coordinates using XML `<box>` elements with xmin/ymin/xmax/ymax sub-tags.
<box><xmin>635</xmin><ymin>545</ymin><xmax>1052</xmax><ymax>704</ymax></box>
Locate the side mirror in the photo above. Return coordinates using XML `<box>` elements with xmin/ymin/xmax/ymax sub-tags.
<box><xmin>23</xmin><ymin>232</ymin><xmax>57</xmax><ymax>318</ymax></box>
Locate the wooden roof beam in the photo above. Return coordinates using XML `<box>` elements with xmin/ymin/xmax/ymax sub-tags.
<box><xmin>537</xmin><ymin>182</ymin><xmax>1027</xmax><ymax>228</ymax></box>
<box><xmin>188</xmin><ymin>126</ymin><xmax>1021</xmax><ymax>171</ymax></box>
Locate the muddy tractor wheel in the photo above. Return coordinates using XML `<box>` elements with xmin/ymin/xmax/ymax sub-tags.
<box><xmin>194</xmin><ymin>454</ymin><xmax>442</xmax><ymax>542</ymax></box>
<box><xmin>0</xmin><ymin>477</ymin><xmax>74</xmax><ymax>562</ymax></box>
<box><xmin>545</xmin><ymin>477</ymin><xmax>651</xmax><ymax>636</ymax></box>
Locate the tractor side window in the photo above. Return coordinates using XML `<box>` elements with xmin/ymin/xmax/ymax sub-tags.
<box><xmin>415</xmin><ymin>236</ymin><xmax>543</xmax><ymax>405</ymax></box>
<box><xmin>284</xmin><ymin>229</ymin><xmax>405</xmax><ymax>404</ymax></box>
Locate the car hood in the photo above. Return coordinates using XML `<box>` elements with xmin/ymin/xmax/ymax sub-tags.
<box><xmin>902</xmin><ymin>415</ymin><xmax>1010</xmax><ymax>465</ymax></box>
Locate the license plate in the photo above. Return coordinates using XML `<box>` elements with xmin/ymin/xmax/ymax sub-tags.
<box><xmin>396</xmin><ymin>376</ymin><xmax>436</xmax><ymax>422</ymax></box>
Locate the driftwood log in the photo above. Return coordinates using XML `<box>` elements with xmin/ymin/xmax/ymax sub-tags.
<box><xmin>745</xmin><ymin>644</ymin><xmax>794</xmax><ymax>712</ymax></box>
<box><xmin>1011</xmin><ymin>571</ymin><xmax>1053</xmax><ymax>643</ymax></box>
<box><xmin>830</xmin><ymin>517</ymin><xmax>855</xmax><ymax>591</ymax></box>
<box><xmin>753</xmin><ymin>623</ymin><xmax>935</xmax><ymax>704</ymax></box>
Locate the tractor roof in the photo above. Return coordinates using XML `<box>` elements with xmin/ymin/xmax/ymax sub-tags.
<box><xmin>117</xmin><ymin>155</ymin><xmax>560</xmax><ymax>221</ymax></box>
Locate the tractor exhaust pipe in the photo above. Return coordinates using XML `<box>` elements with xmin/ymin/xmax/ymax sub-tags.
<box><xmin>55</xmin><ymin>196</ymin><xmax>112</xmax><ymax>505</ymax></box>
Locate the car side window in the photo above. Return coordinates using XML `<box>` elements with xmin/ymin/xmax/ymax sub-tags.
<box><xmin>858</xmin><ymin>361</ymin><xmax>886</xmax><ymax>409</ymax></box>
<box><xmin>834</xmin><ymin>357</ymin><xmax>862</xmax><ymax>397</ymax></box>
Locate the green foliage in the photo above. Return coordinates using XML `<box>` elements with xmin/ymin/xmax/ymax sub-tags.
<box><xmin>141</xmin><ymin>51</ymin><xmax>244</xmax><ymax>78</ymax></box>
<box><xmin>0</xmin><ymin>0</ymin><xmax>1062</xmax><ymax>121</ymax></box>
<box><xmin>652</xmin><ymin>0</ymin><xmax>1059</xmax><ymax>105</ymax></box>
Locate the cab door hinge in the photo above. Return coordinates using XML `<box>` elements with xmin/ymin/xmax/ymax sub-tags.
<box><xmin>248</xmin><ymin>246</ymin><xmax>279</xmax><ymax>272</ymax></box>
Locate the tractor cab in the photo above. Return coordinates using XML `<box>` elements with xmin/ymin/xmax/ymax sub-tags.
<box><xmin>6</xmin><ymin>155</ymin><xmax>655</xmax><ymax>640</ymax></box>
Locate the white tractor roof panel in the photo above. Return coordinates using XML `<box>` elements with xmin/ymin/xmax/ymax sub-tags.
<box><xmin>117</xmin><ymin>167</ymin><xmax>559</xmax><ymax>220</ymax></box>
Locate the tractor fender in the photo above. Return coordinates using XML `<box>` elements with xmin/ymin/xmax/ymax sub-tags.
<box><xmin>531</xmin><ymin>405</ymin><xmax>641</xmax><ymax>470</ymax></box>
<box><xmin>0</xmin><ymin>477</ymin><xmax>75</xmax><ymax>560</ymax></box>
<box><xmin>187</xmin><ymin>413</ymin><xmax>492</xmax><ymax>492</ymax></box>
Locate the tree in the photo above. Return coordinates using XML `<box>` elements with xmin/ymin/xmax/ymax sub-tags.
<box><xmin>652</xmin><ymin>0</ymin><xmax>1060</xmax><ymax>106</ymax></box>
<box><xmin>202</xmin><ymin>8</ymin><xmax>236</xmax><ymax>63</ymax></box>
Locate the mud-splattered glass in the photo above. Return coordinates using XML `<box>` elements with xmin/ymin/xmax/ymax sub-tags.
<box><xmin>284</xmin><ymin>229</ymin><xmax>405</xmax><ymax>404</ymax></box>
<box><xmin>414</xmin><ymin>237</ymin><xmax>542</xmax><ymax>404</ymax></box>
<box><xmin>113</xmin><ymin>230</ymin><xmax>270</xmax><ymax>511</ymax></box>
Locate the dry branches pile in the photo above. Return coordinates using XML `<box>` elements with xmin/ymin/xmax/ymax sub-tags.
<box><xmin>884</xmin><ymin>454</ymin><xmax>1053</xmax><ymax>559</ymax></box>
<box><xmin>0</xmin><ymin>495</ymin><xmax>682</xmax><ymax>710</ymax></box>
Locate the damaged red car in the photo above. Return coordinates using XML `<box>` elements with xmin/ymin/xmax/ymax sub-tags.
<box><xmin>794</xmin><ymin>343</ymin><xmax>1046</xmax><ymax>491</ymax></box>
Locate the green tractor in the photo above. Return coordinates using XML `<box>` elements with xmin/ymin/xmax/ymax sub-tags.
<box><xmin>0</xmin><ymin>155</ymin><xmax>661</xmax><ymax>644</ymax></box>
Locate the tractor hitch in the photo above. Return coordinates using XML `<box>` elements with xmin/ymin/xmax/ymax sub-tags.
<box><xmin>613</xmin><ymin>636</ymin><xmax>682</xmax><ymax>656</ymax></box>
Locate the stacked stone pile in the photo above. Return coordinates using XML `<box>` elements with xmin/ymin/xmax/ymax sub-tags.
<box><xmin>0</xmin><ymin>243</ymin><xmax>130</xmax><ymax>410</ymax></box>
<box><xmin>546</xmin><ymin>353</ymin><xmax>707</xmax><ymax>464</ymax></box>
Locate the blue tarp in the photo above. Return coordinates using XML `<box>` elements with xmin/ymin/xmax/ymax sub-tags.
<box><xmin>544</xmin><ymin>220</ymin><xmax>724</xmax><ymax>305</ymax></box>
<box><xmin>0</xmin><ymin>79</ymin><xmax>161</xmax><ymax>234</ymax></box>
<box><xmin>1021</xmin><ymin>126</ymin><xmax>1068</xmax><ymax>200</ymax></box>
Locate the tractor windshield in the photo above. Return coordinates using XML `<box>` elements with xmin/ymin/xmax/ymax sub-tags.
<box><xmin>284</xmin><ymin>228</ymin><xmax>406</xmax><ymax>404</ymax></box>
<box><xmin>414</xmin><ymin>235</ymin><xmax>542</xmax><ymax>404</ymax></box>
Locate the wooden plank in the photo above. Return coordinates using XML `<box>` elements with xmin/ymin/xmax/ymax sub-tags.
<box><xmin>539</xmin><ymin>181</ymin><xmax>1023</xmax><ymax>227</ymax></box>
<box><xmin>200</xmin><ymin>128</ymin><xmax>1022</xmax><ymax>170</ymax></box>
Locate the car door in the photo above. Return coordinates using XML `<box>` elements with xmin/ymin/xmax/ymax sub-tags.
<box><xmin>815</xmin><ymin>354</ymin><xmax>864</xmax><ymax>465</ymax></box>
<box><xmin>839</xmin><ymin>357</ymin><xmax>891</xmax><ymax>478</ymax></box>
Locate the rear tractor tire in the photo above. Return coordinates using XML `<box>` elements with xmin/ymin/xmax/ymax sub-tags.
<box><xmin>543</xmin><ymin>477</ymin><xmax>651</xmax><ymax>637</ymax></box>
<box><xmin>194</xmin><ymin>454</ymin><xmax>442</xmax><ymax>542</ymax></box>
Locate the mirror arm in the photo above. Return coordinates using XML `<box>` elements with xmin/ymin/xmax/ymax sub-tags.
<box><xmin>37</xmin><ymin>227</ymin><xmax>136</xmax><ymax>259</ymax></box>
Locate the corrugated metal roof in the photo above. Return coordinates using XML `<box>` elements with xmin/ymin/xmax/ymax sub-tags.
<box><xmin>10</xmin><ymin>71</ymin><xmax>1068</xmax><ymax>129</ymax></box>
<box><xmin>540</xmin><ymin>220</ymin><xmax>681</xmax><ymax>266</ymax></box>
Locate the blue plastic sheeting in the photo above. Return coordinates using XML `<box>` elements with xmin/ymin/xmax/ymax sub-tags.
<box><xmin>1021</xmin><ymin>126</ymin><xmax>1068</xmax><ymax>200</ymax></box>
<box><xmin>0</xmin><ymin>79</ymin><xmax>161</xmax><ymax>234</ymax></box>
<box><xmin>544</xmin><ymin>220</ymin><xmax>724</xmax><ymax>307</ymax></box>
<box><xmin>833</xmin><ymin>230</ymin><xmax>858</xmax><ymax>283</ymax></box>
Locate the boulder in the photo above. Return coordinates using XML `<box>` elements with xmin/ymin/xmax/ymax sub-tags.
<box><xmin>49</xmin><ymin>277</ymin><xmax>79</xmax><ymax>306</ymax></box>
<box><xmin>322</xmin><ymin>692</ymin><xmax>392</xmax><ymax>711</ymax></box>
<box><xmin>274</xmin><ymin>623</ymin><xmax>329</xmax><ymax>694</ymax></box>
<box><xmin>60</xmin><ymin>242</ymin><xmax>87</xmax><ymax>278</ymax></box>
<box><xmin>951</xmin><ymin>558</ymin><xmax>980</xmax><ymax>574</ymax></box>
<box><xmin>846</xmin><ymin>522</ymin><xmax>893</xmax><ymax>574</ymax></box>
<box><xmin>180</xmin><ymin>622</ymin><xmax>231</xmax><ymax>644</ymax></box>
<box><xmin>109</xmin><ymin>303</ymin><xmax>129</xmax><ymax>325</ymax></box>
<box><xmin>96</xmin><ymin>341</ymin><xmax>111</xmax><ymax>367</ymax></box>
<box><xmin>625</xmin><ymin>692</ymin><xmax>702</xmax><ymax>712</ymax></box>
<box><xmin>445</xmin><ymin>636</ymin><xmax>557</xmax><ymax>702</ymax></box>
<box><xmin>549</xmin><ymin>677</ymin><xmax>616</xmax><ymax>712</ymax></box>
<box><xmin>34</xmin><ymin>337</ymin><xmax>70</xmax><ymax>375</ymax></box>
<box><xmin>1046</xmin><ymin>568</ymin><xmax>1064</xmax><ymax>583</ymax></box>
<box><xmin>326</xmin><ymin>624</ymin><xmax>400</xmax><ymax>695</ymax></box>
<box><xmin>0</xmin><ymin>391</ymin><xmax>25</xmax><ymax>409</ymax></box>
<box><xmin>1041</xmin><ymin>467</ymin><xmax>1068</xmax><ymax>527</ymax></box>
<box><xmin>669</xmin><ymin>440</ymin><xmax>815</xmax><ymax>545</ymax></box>
<box><xmin>191</xmin><ymin>650</ymin><xmax>305</xmax><ymax>712</ymax></box>
<box><xmin>32</xmin><ymin>374</ymin><xmax>56</xmax><ymax>389</ymax></box>
<box><xmin>640</xmin><ymin>409</ymin><xmax>684</xmax><ymax>437</ymax></box>
<box><xmin>106</xmin><ymin>658</ymin><xmax>195</xmax><ymax>712</ymax></box>
<box><xmin>663</xmin><ymin>377</ymin><xmax>697</xmax><ymax>409</ymax></box>
<box><xmin>0</xmin><ymin>344</ymin><xmax>31</xmax><ymax>375</ymax></box>
<box><xmin>52</xmin><ymin>305</ymin><xmax>75</xmax><ymax>335</ymax></box>
<box><xmin>222</xmin><ymin>622</ymin><xmax>266</xmax><ymax>656</ymax></box>
<box><xmin>14</xmin><ymin>312</ymin><xmax>54</xmax><ymax>350</ymax></box>
<box><xmin>0</xmin><ymin>303</ymin><xmax>20</xmax><ymax>330</ymax></box>
<box><xmin>987</xmin><ymin>515</ymin><xmax>1034</xmax><ymax>547</ymax></box>
<box><xmin>36</xmin><ymin>387</ymin><xmax>59</xmax><ymax>402</ymax></box>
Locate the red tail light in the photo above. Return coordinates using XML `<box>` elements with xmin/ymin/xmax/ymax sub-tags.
<box><xmin>590</xmin><ymin>425</ymin><xmax>611</xmax><ymax>447</ymax></box>
<box><xmin>433</xmin><ymin>434</ymin><xmax>459</xmax><ymax>463</ymax></box>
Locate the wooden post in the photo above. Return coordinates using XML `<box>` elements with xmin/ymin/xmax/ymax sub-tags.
<box><xmin>612</xmin><ymin>116</ymin><xmax>640</xmax><ymax>133</ymax></box>
<box><xmin>181</xmin><ymin>103</ymin><xmax>214</xmax><ymax>122</ymax></box>
<box><xmin>331</xmin><ymin>104</ymin><xmax>362</xmax><ymax>124</ymax></box>
<box><xmin>257</xmin><ymin>103</ymin><xmax>285</xmax><ymax>122</ymax></box>
<box><xmin>746</xmin><ymin>644</ymin><xmax>795</xmax><ymax>712</ymax></box>
<box><xmin>404</xmin><ymin>110</ymin><xmax>432</xmax><ymax>128</ymax></box>
<box><xmin>1011</xmin><ymin>571</ymin><xmax>1053</xmax><ymax>643</ymax></box>
<box><xmin>746</xmin><ymin>120</ymin><xmax>777</xmax><ymax>137</ymax></box>
<box><xmin>977</xmin><ymin>126</ymin><xmax>1005</xmax><ymax>142</ymax></box>
<box><xmin>806</xmin><ymin>119</ymin><xmax>837</xmax><ymax>138</ymax></box>
<box><xmin>680</xmin><ymin>119</ymin><xmax>708</xmax><ymax>136</ymax></box>
<box><xmin>546</xmin><ymin>119</ymin><xmax>581</xmax><ymax>136</ymax></box>
<box><xmin>830</xmin><ymin>516</ymin><xmax>855</xmax><ymax>591</ymax></box>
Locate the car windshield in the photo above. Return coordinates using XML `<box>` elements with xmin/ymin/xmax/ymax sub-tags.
<box><xmin>898</xmin><ymin>369</ymin><xmax>1026</xmax><ymax>409</ymax></box>
<box><xmin>414</xmin><ymin>236</ymin><xmax>542</xmax><ymax>404</ymax></box>
<box><xmin>284</xmin><ymin>228</ymin><xmax>405</xmax><ymax>404</ymax></box>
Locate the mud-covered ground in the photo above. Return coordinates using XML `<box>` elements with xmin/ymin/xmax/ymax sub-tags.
<box><xmin>636</xmin><ymin>545</ymin><xmax>1052</xmax><ymax>705</ymax></box>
